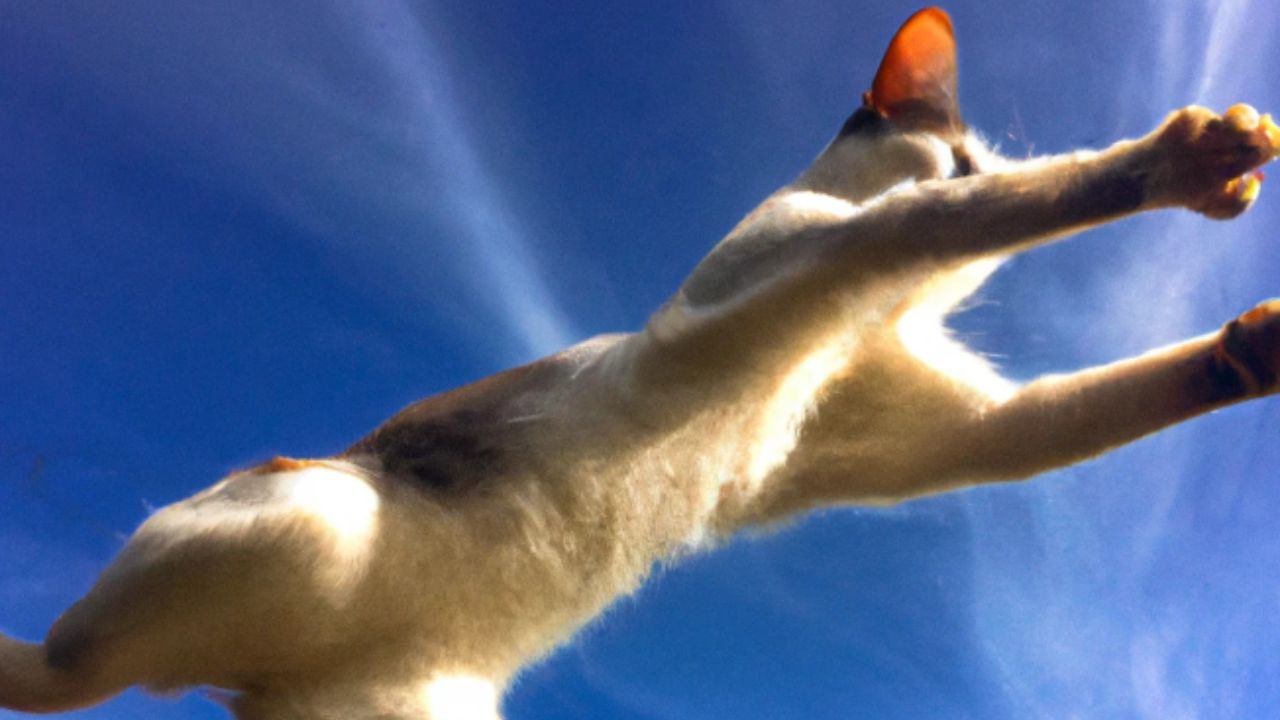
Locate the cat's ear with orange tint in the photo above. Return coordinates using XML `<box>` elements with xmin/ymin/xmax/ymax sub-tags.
<box><xmin>863</xmin><ymin>7</ymin><xmax>962</xmax><ymax>133</ymax></box>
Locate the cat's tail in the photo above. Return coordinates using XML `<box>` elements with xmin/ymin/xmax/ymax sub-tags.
<box><xmin>0</xmin><ymin>631</ymin><xmax>120</xmax><ymax>713</ymax></box>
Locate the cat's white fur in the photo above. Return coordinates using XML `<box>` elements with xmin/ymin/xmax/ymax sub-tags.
<box><xmin>3</xmin><ymin>7</ymin><xmax>1280</xmax><ymax>719</ymax></box>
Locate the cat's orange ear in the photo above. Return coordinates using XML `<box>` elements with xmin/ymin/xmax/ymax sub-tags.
<box><xmin>864</xmin><ymin>7</ymin><xmax>962</xmax><ymax>133</ymax></box>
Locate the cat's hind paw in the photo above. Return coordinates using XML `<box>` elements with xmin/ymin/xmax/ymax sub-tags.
<box><xmin>1215</xmin><ymin>299</ymin><xmax>1280</xmax><ymax>397</ymax></box>
<box><xmin>1151</xmin><ymin>104</ymin><xmax>1280</xmax><ymax>219</ymax></box>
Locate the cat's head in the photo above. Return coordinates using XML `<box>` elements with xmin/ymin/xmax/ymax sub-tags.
<box><xmin>796</xmin><ymin>7</ymin><xmax>1000</xmax><ymax>201</ymax></box>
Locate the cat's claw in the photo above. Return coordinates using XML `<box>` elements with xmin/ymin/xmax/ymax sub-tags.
<box><xmin>1150</xmin><ymin>104</ymin><xmax>1280</xmax><ymax>219</ymax></box>
<box><xmin>1215</xmin><ymin>299</ymin><xmax>1280</xmax><ymax>396</ymax></box>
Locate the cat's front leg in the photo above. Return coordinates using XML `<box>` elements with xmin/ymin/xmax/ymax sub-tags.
<box><xmin>645</xmin><ymin>107</ymin><xmax>1280</xmax><ymax>374</ymax></box>
<box><xmin>1144</xmin><ymin>103</ymin><xmax>1280</xmax><ymax>219</ymax></box>
<box><xmin>865</xmin><ymin>102</ymin><xmax>1280</xmax><ymax>267</ymax></box>
<box><xmin>1215</xmin><ymin>299</ymin><xmax>1280</xmax><ymax>395</ymax></box>
<box><xmin>937</xmin><ymin>299</ymin><xmax>1280</xmax><ymax>489</ymax></box>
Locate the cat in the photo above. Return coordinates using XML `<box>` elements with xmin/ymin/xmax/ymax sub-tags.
<box><xmin>2</xmin><ymin>6</ymin><xmax>1279</xmax><ymax>719</ymax></box>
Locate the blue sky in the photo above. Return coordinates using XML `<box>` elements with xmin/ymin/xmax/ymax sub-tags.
<box><xmin>3</xmin><ymin>1</ymin><xmax>1279</xmax><ymax>718</ymax></box>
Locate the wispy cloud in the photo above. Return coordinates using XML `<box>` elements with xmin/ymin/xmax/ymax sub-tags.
<box><xmin>966</xmin><ymin>1</ymin><xmax>1277</xmax><ymax>716</ymax></box>
<box><xmin>6</xmin><ymin>1</ymin><xmax>577</xmax><ymax>364</ymax></box>
<box><xmin>1196</xmin><ymin>0</ymin><xmax>1258</xmax><ymax>104</ymax></box>
<box><xmin>336</xmin><ymin>1</ymin><xmax>577</xmax><ymax>360</ymax></box>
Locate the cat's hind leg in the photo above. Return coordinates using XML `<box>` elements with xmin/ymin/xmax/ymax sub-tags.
<box><xmin>0</xmin><ymin>633</ymin><xmax>115</xmax><ymax>713</ymax></box>
<box><xmin>0</xmin><ymin>458</ymin><xmax>385</xmax><ymax>713</ymax></box>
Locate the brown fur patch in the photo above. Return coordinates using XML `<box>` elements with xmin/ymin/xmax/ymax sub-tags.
<box><xmin>1213</xmin><ymin>315</ymin><xmax>1276</xmax><ymax>396</ymax></box>
<box><xmin>44</xmin><ymin>627</ymin><xmax>92</xmax><ymax>673</ymax></box>
<box><xmin>1204</xmin><ymin>342</ymin><xmax>1251</xmax><ymax>403</ymax></box>
<box><xmin>343</xmin><ymin>350</ymin><xmax>589</xmax><ymax>492</ymax></box>
<box><xmin>240</xmin><ymin>456</ymin><xmax>327</xmax><ymax>476</ymax></box>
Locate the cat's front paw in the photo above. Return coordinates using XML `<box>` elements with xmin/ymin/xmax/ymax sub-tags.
<box><xmin>1149</xmin><ymin>104</ymin><xmax>1280</xmax><ymax>219</ymax></box>
<box><xmin>1215</xmin><ymin>299</ymin><xmax>1280</xmax><ymax>396</ymax></box>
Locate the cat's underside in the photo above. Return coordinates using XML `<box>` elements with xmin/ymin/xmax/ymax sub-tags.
<box><xmin>3</xmin><ymin>7</ymin><xmax>1280</xmax><ymax>720</ymax></box>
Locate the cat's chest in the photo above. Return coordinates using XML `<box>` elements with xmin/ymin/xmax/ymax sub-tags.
<box><xmin>740</xmin><ymin>336</ymin><xmax>860</xmax><ymax>487</ymax></box>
